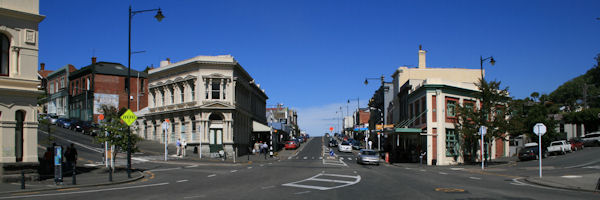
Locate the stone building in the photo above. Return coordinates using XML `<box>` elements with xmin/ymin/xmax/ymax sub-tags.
<box><xmin>0</xmin><ymin>0</ymin><xmax>44</xmax><ymax>163</ymax></box>
<box><xmin>135</xmin><ymin>55</ymin><xmax>268</xmax><ymax>157</ymax></box>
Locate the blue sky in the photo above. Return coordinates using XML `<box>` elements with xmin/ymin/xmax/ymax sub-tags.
<box><xmin>39</xmin><ymin>0</ymin><xmax>600</xmax><ymax>136</ymax></box>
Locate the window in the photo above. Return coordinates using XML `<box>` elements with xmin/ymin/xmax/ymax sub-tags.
<box><xmin>140</xmin><ymin>79</ymin><xmax>144</xmax><ymax>94</ymax></box>
<box><xmin>49</xmin><ymin>81</ymin><xmax>54</xmax><ymax>94</ymax></box>
<box><xmin>161</xmin><ymin>90</ymin><xmax>165</xmax><ymax>106</ymax></box>
<box><xmin>190</xmin><ymin>82</ymin><xmax>195</xmax><ymax>101</ymax></box>
<box><xmin>211</xmin><ymin>79</ymin><xmax>220</xmax><ymax>99</ymax></box>
<box><xmin>86</xmin><ymin>77</ymin><xmax>90</xmax><ymax>90</ymax></box>
<box><xmin>15</xmin><ymin>110</ymin><xmax>25</xmax><ymax>162</ymax></box>
<box><xmin>446</xmin><ymin>129</ymin><xmax>457</xmax><ymax>157</ymax></box>
<box><xmin>446</xmin><ymin>100</ymin><xmax>456</xmax><ymax>117</ymax></box>
<box><xmin>205</xmin><ymin>81</ymin><xmax>209</xmax><ymax>99</ymax></box>
<box><xmin>170</xmin><ymin>87</ymin><xmax>174</xmax><ymax>104</ymax></box>
<box><xmin>60</xmin><ymin>77</ymin><xmax>64</xmax><ymax>89</ymax></box>
<box><xmin>179</xmin><ymin>84</ymin><xmax>185</xmax><ymax>103</ymax></box>
<box><xmin>0</xmin><ymin>33</ymin><xmax>9</xmax><ymax>76</ymax></box>
<box><xmin>222</xmin><ymin>81</ymin><xmax>226</xmax><ymax>99</ymax></box>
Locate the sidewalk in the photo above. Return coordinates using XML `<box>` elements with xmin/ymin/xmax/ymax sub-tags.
<box><xmin>525</xmin><ymin>173</ymin><xmax>600</xmax><ymax>193</ymax></box>
<box><xmin>0</xmin><ymin>166</ymin><xmax>143</xmax><ymax>195</ymax></box>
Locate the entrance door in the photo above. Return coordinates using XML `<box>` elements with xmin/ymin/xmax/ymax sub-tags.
<box><xmin>15</xmin><ymin>111</ymin><xmax>25</xmax><ymax>162</ymax></box>
<box><xmin>209</xmin><ymin>129</ymin><xmax>223</xmax><ymax>153</ymax></box>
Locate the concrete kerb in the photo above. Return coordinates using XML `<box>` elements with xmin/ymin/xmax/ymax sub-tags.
<box><xmin>523</xmin><ymin>177</ymin><xmax>600</xmax><ymax>194</ymax></box>
<box><xmin>0</xmin><ymin>171</ymin><xmax>145</xmax><ymax>195</ymax></box>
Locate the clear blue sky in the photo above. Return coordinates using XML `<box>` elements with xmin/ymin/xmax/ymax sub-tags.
<box><xmin>39</xmin><ymin>0</ymin><xmax>600</xmax><ymax>136</ymax></box>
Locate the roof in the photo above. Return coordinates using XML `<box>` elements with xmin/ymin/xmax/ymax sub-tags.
<box><xmin>71</xmin><ymin>61</ymin><xmax>147</xmax><ymax>78</ymax></box>
<box><xmin>38</xmin><ymin>70</ymin><xmax>53</xmax><ymax>78</ymax></box>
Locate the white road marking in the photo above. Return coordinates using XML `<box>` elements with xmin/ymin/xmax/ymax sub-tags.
<box><xmin>261</xmin><ymin>185</ymin><xmax>275</xmax><ymax>189</ymax></box>
<box><xmin>304</xmin><ymin>157</ymin><xmax>308</xmax><ymax>160</ymax></box>
<box><xmin>185</xmin><ymin>165</ymin><xmax>199</xmax><ymax>168</ymax></box>
<box><xmin>438</xmin><ymin>172</ymin><xmax>448</xmax><ymax>175</ymax></box>
<box><xmin>131</xmin><ymin>157</ymin><xmax>149</xmax><ymax>162</ymax></box>
<box><xmin>565</xmin><ymin>160</ymin><xmax>600</xmax><ymax>169</ymax></box>
<box><xmin>84</xmin><ymin>163</ymin><xmax>98</xmax><ymax>167</ymax></box>
<box><xmin>247</xmin><ymin>167</ymin><xmax>253</xmax><ymax>169</ymax></box>
<box><xmin>420</xmin><ymin>169</ymin><xmax>426</xmax><ymax>172</ymax></box>
<box><xmin>294</xmin><ymin>191</ymin><xmax>311</xmax><ymax>195</ymax></box>
<box><xmin>288</xmin><ymin>156</ymin><xmax>292</xmax><ymax>159</ymax></box>
<box><xmin>183</xmin><ymin>195</ymin><xmax>207</xmax><ymax>199</ymax></box>
<box><xmin>207</xmin><ymin>174</ymin><xmax>216</xmax><ymax>177</ymax></box>
<box><xmin>0</xmin><ymin>182</ymin><xmax>169</xmax><ymax>199</ymax></box>
<box><xmin>450</xmin><ymin>168</ymin><xmax>464</xmax><ymax>171</ymax></box>
<box><xmin>560</xmin><ymin>175</ymin><xmax>582</xmax><ymax>178</ymax></box>
<box><xmin>511</xmin><ymin>178</ymin><xmax>568</xmax><ymax>191</ymax></box>
<box><xmin>268</xmin><ymin>163</ymin><xmax>273</xmax><ymax>165</ymax></box>
<box><xmin>405</xmin><ymin>168</ymin><xmax>411</xmax><ymax>170</ymax></box>
<box><xmin>469</xmin><ymin>177</ymin><xmax>481</xmax><ymax>180</ymax></box>
<box><xmin>347</xmin><ymin>157</ymin><xmax>352</xmax><ymax>160</ymax></box>
<box><xmin>340</xmin><ymin>157</ymin><xmax>344</xmax><ymax>160</ymax></box>
<box><xmin>260</xmin><ymin>164</ymin><xmax>265</xmax><ymax>167</ymax></box>
<box><xmin>150</xmin><ymin>167</ymin><xmax>181</xmax><ymax>172</ymax></box>
<box><xmin>177</xmin><ymin>180</ymin><xmax>188</xmax><ymax>183</ymax></box>
<box><xmin>39</xmin><ymin>130</ymin><xmax>103</xmax><ymax>153</ymax></box>
<box><xmin>282</xmin><ymin>173</ymin><xmax>361</xmax><ymax>191</ymax></box>
<box><xmin>230</xmin><ymin>170</ymin><xmax>238</xmax><ymax>173</ymax></box>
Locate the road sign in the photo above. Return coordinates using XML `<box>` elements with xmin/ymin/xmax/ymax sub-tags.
<box><xmin>98</xmin><ymin>114</ymin><xmax>104</xmax><ymax>121</ymax></box>
<box><xmin>479</xmin><ymin>126</ymin><xmax>487</xmax><ymax>136</ymax></box>
<box><xmin>329</xmin><ymin>127</ymin><xmax>333</xmax><ymax>131</ymax></box>
<box><xmin>120</xmin><ymin>109</ymin><xmax>137</xmax><ymax>126</ymax></box>
<box><xmin>533</xmin><ymin>123</ymin><xmax>546</xmax><ymax>136</ymax></box>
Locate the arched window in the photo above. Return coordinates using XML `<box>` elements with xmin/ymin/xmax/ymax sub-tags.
<box><xmin>1</xmin><ymin>33</ymin><xmax>9</xmax><ymax>76</ymax></box>
<box><xmin>15</xmin><ymin>110</ymin><xmax>25</xmax><ymax>162</ymax></box>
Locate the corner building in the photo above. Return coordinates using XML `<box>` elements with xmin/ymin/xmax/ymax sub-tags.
<box><xmin>135</xmin><ymin>55</ymin><xmax>268</xmax><ymax>158</ymax></box>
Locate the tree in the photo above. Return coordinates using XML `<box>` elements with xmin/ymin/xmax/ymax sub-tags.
<box><xmin>563</xmin><ymin>108</ymin><xmax>600</xmax><ymax>134</ymax></box>
<box><xmin>454</xmin><ymin>79</ymin><xmax>510</xmax><ymax>163</ymax></box>
<box><xmin>95</xmin><ymin>105</ymin><xmax>141</xmax><ymax>161</ymax></box>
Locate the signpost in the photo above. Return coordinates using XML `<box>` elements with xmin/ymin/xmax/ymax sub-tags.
<box><xmin>533</xmin><ymin>123</ymin><xmax>546</xmax><ymax>178</ymax></box>
<box><xmin>162</xmin><ymin>120</ymin><xmax>170</xmax><ymax>161</ymax></box>
<box><xmin>479</xmin><ymin>126</ymin><xmax>487</xmax><ymax>170</ymax></box>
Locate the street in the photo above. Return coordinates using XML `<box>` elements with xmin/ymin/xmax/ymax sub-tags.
<box><xmin>1</xmin><ymin>128</ymin><xmax>598</xmax><ymax>199</ymax></box>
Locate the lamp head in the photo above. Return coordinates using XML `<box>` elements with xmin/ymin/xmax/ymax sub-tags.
<box><xmin>489</xmin><ymin>57</ymin><xmax>496</xmax><ymax>66</ymax></box>
<box><xmin>364</xmin><ymin>79</ymin><xmax>368</xmax><ymax>85</ymax></box>
<box><xmin>155</xmin><ymin>8</ymin><xmax>165</xmax><ymax>22</ymax></box>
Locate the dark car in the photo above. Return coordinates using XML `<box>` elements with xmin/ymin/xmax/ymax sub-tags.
<box><xmin>56</xmin><ymin>118</ymin><xmax>71</xmax><ymax>128</ymax></box>
<box><xmin>73</xmin><ymin>121</ymin><xmax>93</xmax><ymax>133</ymax></box>
<box><xmin>328</xmin><ymin>139</ymin><xmax>338</xmax><ymax>147</ymax></box>
<box><xmin>518</xmin><ymin>143</ymin><xmax>548</xmax><ymax>161</ymax></box>
<box><xmin>569</xmin><ymin>138</ymin><xmax>584</xmax><ymax>151</ymax></box>
<box><xmin>67</xmin><ymin>119</ymin><xmax>80</xmax><ymax>130</ymax></box>
<box><xmin>349</xmin><ymin>139</ymin><xmax>361</xmax><ymax>150</ymax></box>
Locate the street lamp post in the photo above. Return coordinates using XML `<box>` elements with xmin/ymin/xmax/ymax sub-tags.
<box><xmin>347</xmin><ymin>98</ymin><xmax>360</xmax><ymax>138</ymax></box>
<box><xmin>365</xmin><ymin>75</ymin><xmax>386</xmax><ymax>151</ymax></box>
<box><xmin>127</xmin><ymin>5</ymin><xmax>164</xmax><ymax>178</ymax></box>
<box><xmin>479</xmin><ymin>56</ymin><xmax>495</xmax><ymax>166</ymax></box>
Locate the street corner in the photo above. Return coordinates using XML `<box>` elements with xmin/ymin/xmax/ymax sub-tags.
<box><xmin>524</xmin><ymin>173</ymin><xmax>600</xmax><ymax>193</ymax></box>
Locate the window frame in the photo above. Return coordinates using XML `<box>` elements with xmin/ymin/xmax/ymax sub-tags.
<box><xmin>0</xmin><ymin>33</ymin><xmax>9</xmax><ymax>76</ymax></box>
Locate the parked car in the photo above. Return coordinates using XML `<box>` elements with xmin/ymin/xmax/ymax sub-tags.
<box><xmin>547</xmin><ymin>140</ymin><xmax>572</xmax><ymax>155</ymax></box>
<box><xmin>89</xmin><ymin>123</ymin><xmax>101</xmax><ymax>136</ymax></box>
<box><xmin>338</xmin><ymin>141</ymin><xmax>352</xmax><ymax>153</ymax></box>
<box><xmin>569</xmin><ymin>138</ymin><xmax>584</xmax><ymax>151</ymax></box>
<box><xmin>518</xmin><ymin>143</ymin><xmax>547</xmax><ymax>161</ymax></box>
<box><xmin>284</xmin><ymin>140</ymin><xmax>299</xmax><ymax>150</ymax></box>
<box><xmin>349</xmin><ymin>139</ymin><xmax>361</xmax><ymax>150</ymax></box>
<box><xmin>73</xmin><ymin>120</ymin><xmax>93</xmax><ymax>133</ymax></box>
<box><xmin>67</xmin><ymin>119</ymin><xmax>81</xmax><ymax>130</ymax></box>
<box><xmin>582</xmin><ymin>132</ymin><xmax>600</xmax><ymax>147</ymax></box>
<box><xmin>356</xmin><ymin>149</ymin><xmax>380</xmax><ymax>165</ymax></box>
<box><xmin>48</xmin><ymin>115</ymin><xmax>59</xmax><ymax>125</ymax></box>
<box><xmin>56</xmin><ymin>118</ymin><xmax>71</xmax><ymax>128</ymax></box>
<box><xmin>328</xmin><ymin>139</ymin><xmax>338</xmax><ymax>147</ymax></box>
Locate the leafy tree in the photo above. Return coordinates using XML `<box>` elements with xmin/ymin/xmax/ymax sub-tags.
<box><xmin>563</xmin><ymin>108</ymin><xmax>600</xmax><ymax>133</ymax></box>
<box><xmin>454</xmin><ymin>79</ymin><xmax>510</xmax><ymax>163</ymax></box>
<box><xmin>95</xmin><ymin>105</ymin><xmax>141</xmax><ymax>161</ymax></box>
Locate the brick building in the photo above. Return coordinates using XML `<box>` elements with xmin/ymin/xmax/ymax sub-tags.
<box><xmin>46</xmin><ymin>64</ymin><xmax>76</xmax><ymax>117</ymax></box>
<box><xmin>68</xmin><ymin>57</ymin><xmax>148</xmax><ymax>122</ymax></box>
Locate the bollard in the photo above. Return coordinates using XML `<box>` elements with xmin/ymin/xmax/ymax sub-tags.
<box><xmin>108</xmin><ymin>167</ymin><xmax>113</xmax><ymax>182</ymax></box>
<box><xmin>21</xmin><ymin>170</ymin><xmax>25</xmax><ymax>189</ymax></box>
<box><xmin>72</xmin><ymin>165</ymin><xmax>77</xmax><ymax>185</ymax></box>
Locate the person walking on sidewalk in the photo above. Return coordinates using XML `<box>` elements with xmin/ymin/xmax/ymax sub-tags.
<box><xmin>262</xmin><ymin>142</ymin><xmax>268</xmax><ymax>159</ymax></box>
<box><xmin>65</xmin><ymin>143</ymin><xmax>77</xmax><ymax>172</ymax></box>
<box><xmin>176</xmin><ymin>138</ymin><xmax>181</xmax><ymax>156</ymax></box>
<box><xmin>182</xmin><ymin>140</ymin><xmax>187</xmax><ymax>158</ymax></box>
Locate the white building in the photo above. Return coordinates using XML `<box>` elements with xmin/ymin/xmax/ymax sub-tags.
<box><xmin>0</xmin><ymin>0</ymin><xmax>44</xmax><ymax>163</ymax></box>
<box><xmin>135</xmin><ymin>55</ymin><xmax>268</xmax><ymax>157</ymax></box>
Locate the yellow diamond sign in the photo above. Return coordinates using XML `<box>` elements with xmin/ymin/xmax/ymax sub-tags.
<box><xmin>120</xmin><ymin>109</ymin><xmax>137</xmax><ymax>126</ymax></box>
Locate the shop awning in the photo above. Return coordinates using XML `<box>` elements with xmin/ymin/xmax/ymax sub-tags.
<box><xmin>253</xmin><ymin>121</ymin><xmax>271</xmax><ymax>132</ymax></box>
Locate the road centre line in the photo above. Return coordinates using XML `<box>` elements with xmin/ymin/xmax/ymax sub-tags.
<box><xmin>184</xmin><ymin>165</ymin><xmax>199</xmax><ymax>168</ymax></box>
<box><xmin>207</xmin><ymin>174</ymin><xmax>216</xmax><ymax>177</ymax></box>
<box><xmin>438</xmin><ymin>172</ymin><xmax>448</xmax><ymax>175</ymax></box>
<box><xmin>2</xmin><ymin>182</ymin><xmax>169</xmax><ymax>199</ymax></box>
<box><xmin>231</xmin><ymin>170</ymin><xmax>238</xmax><ymax>173</ymax></box>
<box><xmin>248</xmin><ymin>166</ymin><xmax>253</xmax><ymax>169</ymax></box>
<box><xmin>177</xmin><ymin>180</ymin><xmax>188</xmax><ymax>183</ymax></box>
<box><xmin>469</xmin><ymin>177</ymin><xmax>481</xmax><ymax>180</ymax></box>
<box><xmin>149</xmin><ymin>167</ymin><xmax>181</xmax><ymax>172</ymax></box>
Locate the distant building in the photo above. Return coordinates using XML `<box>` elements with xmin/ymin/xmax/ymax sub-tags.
<box><xmin>68</xmin><ymin>58</ymin><xmax>148</xmax><ymax>122</ymax></box>
<box><xmin>46</xmin><ymin>64</ymin><xmax>76</xmax><ymax>118</ymax></box>
<box><xmin>37</xmin><ymin>63</ymin><xmax>53</xmax><ymax>114</ymax></box>
<box><xmin>135</xmin><ymin>55</ymin><xmax>268</xmax><ymax>157</ymax></box>
<box><xmin>266</xmin><ymin>106</ymin><xmax>299</xmax><ymax>150</ymax></box>
<box><xmin>0</xmin><ymin>0</ymin><xmax>45</xmax><ymax>163</ymax></box>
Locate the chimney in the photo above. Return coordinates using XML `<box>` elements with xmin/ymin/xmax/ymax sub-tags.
<box><xmin>418</xmin><ymin>45</ymin><xmax>426</xmax><ymax>69</ymax></box>
<box><xmin>160</xmin><ymin>58</ymin><xmax>171</xmax><ymax>67</ymax></box>
<box><xmin>40</xmin><ymin>63</ymin><xmax>45</xmax><ymax>71</ymax></box>
<box><xmin>92</xmin><ymin>57</ymin><xmax>97</xmax><ymax>65</ymax></box>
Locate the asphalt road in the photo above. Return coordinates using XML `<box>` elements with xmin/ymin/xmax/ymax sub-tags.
<box><xmin>10</xmin><ymin>133</ymin><xmax>599</xmax><ymax>200</ymax></box>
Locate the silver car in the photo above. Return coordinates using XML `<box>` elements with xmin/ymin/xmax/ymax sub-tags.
<box><xmin>356</xmin><ymin>149</ymin><xmax>380</xmax><ymax>165</ymax></box>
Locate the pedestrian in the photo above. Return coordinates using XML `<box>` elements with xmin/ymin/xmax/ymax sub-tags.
<box><xmin>262</xmin><ymin>142</ymin><xmax>268</xmax><ymax>159</ymax></box>
<box><xmin>254</xmin><ymin>141</ymin><xmax>260</xmax><ymax>154</ymax></box>
<box><xmin>176</xmin><ymin>138</ymin><xmax>181</xmax><ymax>156</ymax></box>
<box><xmin>182</xmin><ymin>140</ymin><xmax>187</xmax><ymax>158</ymax></box>
<box><xmin>65</xmin><ymin>143</ymin><xmax>77</xmax><ymax>171</ymax></box>
<box><xmin>368</xmin><ymin>140</ymin><xmax>373</xmax><ymax>150</ymax></box>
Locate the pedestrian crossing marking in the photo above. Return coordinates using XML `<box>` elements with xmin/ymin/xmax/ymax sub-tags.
<box><xmin>282</xmin><ymin>173</ymin><xmax>361</xmax><ymax>191</ymax></box>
